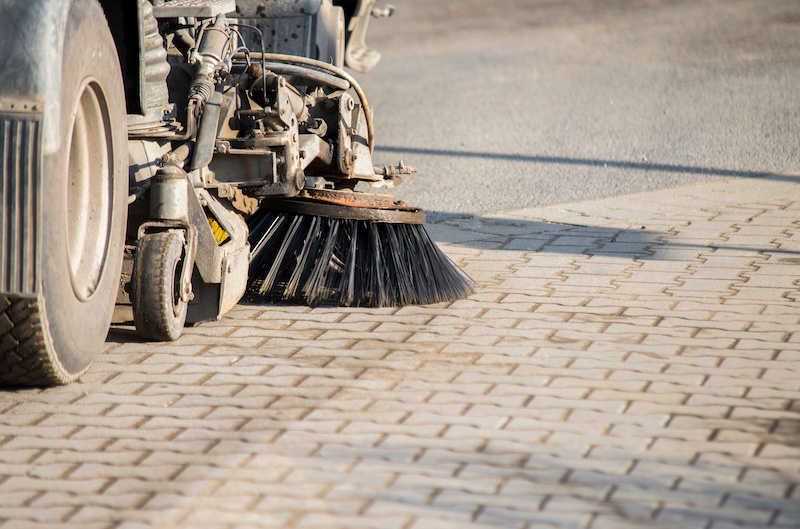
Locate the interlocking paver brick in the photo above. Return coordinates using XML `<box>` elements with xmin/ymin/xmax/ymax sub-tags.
<box><xmin>479</xmin><ymin>506</ymin><xmax>592</xmax><ymax>529</ymax></box>
<box><xmin>294</xmin><ymin>514</ymin><xmax>411</xmax><ymax>529</ymax></box>
<box><xmin>0</xmin><ymin>475</ymin><xmax>111</xmax><ymax>496</ymax></box>
<box><xmin>462</xmin><ymin>404</ymin><xmax>565</xmax><ymax>423</ymax></box>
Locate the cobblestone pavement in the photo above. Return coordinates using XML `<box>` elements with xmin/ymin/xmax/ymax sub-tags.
<box><xmin>2</xmin><ymin>175</ymin><xmax>800</xmax><ymax>529</ymax></box>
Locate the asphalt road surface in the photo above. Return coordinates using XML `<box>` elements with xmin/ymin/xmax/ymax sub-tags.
<box><xmin>358</xmin><ymin>0</ymin><xmax>800</xmax><ymax>219</ymax></box>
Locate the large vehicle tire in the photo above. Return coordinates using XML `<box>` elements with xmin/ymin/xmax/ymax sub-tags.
<box><xmin>0</xmin><ymin>0</ymin><xmax>127</xmax><ymax>386</ymax></box>
<box><xmin>131</xmin><ymin>231</ymin><xmax>189</xmax><ymax>342</ymax></box>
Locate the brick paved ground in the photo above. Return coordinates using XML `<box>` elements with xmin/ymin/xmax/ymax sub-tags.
<box><xmin>2</xmin><ymin>175</ymin><xmax>800</xmax><ymax>529</ymax></box>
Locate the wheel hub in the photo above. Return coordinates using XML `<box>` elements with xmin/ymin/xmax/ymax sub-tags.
<box><xmin>65</xmin><ymin>80</ymin><xmax>113</xmax><ymax>301</ymax></box>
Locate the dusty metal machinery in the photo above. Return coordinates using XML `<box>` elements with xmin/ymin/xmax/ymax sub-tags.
<box><xmin>0</xmin><ymin>0</ymin><xmax>471</xmax><ymax>386</ymax></box>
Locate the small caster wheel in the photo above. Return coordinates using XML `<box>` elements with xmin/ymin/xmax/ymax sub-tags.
<box><xmin>131</xmin><ymin>231</ymin><xmax>189</xmax><ymax>341</ymax></box>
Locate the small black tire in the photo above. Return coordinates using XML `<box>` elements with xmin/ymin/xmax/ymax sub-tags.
<box><xmin>0</xmin><ymin>0</ymin><xmax>127</xmax><ymax>386</ymax></box>
<box><xmin>131</xmin><ymin>232</ymin><xmax>189</xmax><ymax>341</ymax></box>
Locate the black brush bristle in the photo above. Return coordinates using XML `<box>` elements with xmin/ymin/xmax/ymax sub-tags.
<box><xmin>247</xmin><ymin>208</ymin><xmax>475</xmax><ymax>307</ymax></box>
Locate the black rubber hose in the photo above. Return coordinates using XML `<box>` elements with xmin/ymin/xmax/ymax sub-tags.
<box><xmin>257</xmin><ymin>62</ymin><xmax>350</xmax><ymax>91</ymax></box>
<box><xmin>232</xmin><ymin>52</ymin><xmax>375</xmax><ymax>153</ymax></box>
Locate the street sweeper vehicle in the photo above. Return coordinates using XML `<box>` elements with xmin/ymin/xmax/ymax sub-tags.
<box><xmin>0</xmin><ymin>0</ymin><xmax>472</xmax><ymax>386</ymax></box>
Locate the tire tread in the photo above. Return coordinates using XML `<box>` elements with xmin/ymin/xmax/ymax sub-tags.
<box><xmin>0</xmin><ymin>295</ymin><xmax>70</xmax><ymax>386</ymax></box>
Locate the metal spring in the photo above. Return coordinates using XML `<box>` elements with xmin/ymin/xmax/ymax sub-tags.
<box><xmin>189</xmin><ymin>77</ymin><xmax>215</xmax><ymax>105</ymax></box>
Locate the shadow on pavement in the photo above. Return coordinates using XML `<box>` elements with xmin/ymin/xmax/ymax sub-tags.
<box><xmin>376</xmin><ymin>145</ymin><xmax>796</xmax><ymax>181</ymax></box>
<box><xmin>425</xmin><ymin>212</ymin><xmax>800</xmax><ymax>258</ymax></box>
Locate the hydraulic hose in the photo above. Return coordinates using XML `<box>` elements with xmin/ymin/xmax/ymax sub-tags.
<box><xmin>233</xmin><ymin>52</ymin><xmax>375</xmax><ymax>153</ymax></box>
<box><xmin>251</xmin><ymin>62</ymin><xmax>350</xmax><ymax>92</ymax></box>
<box><xmin>171</xmin><ymin>15</ymin><xmax>229</xmax><ymax>142</ymax></box>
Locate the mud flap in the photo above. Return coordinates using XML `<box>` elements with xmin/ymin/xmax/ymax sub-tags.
<box><xmin>185</xmin><ymin>189</ymin><xmax>249</xmax><ymax>323</ymax></box>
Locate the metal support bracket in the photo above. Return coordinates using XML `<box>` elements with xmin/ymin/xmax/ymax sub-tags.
<box><xmin>137</xmin><ymin>220</ymin><xmax>198</xmax><ymax>304</ymax></box>
<box><xmin>151</xmin><ymin>0</ymin><xmax>236</xmax><ymax>19</ymax></box>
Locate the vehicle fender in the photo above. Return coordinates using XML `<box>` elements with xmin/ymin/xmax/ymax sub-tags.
<box><xmin>0</xmin><ymin>0</ymin><xmax>73</xmax><ymax>155</ymax></box>
<box><xmin>0</xmin><ymin>0</ymin><xmax>72</xmax><ymax>296</ymax></box>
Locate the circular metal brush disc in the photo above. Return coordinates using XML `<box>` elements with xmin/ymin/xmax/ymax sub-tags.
<box><xmin>259</xmin><ymin>189</ymin><xmax>426</xmax><ymax>225</ymax></box>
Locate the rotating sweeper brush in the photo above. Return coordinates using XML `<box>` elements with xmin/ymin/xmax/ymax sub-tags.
<box><xmin>247</xmin><ymin>189</ymin><xmax>475</xmax><ymax>307</ymax></box>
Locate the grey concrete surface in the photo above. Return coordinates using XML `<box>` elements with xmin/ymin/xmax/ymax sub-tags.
<box><xmin>362</xmin><ymin>0</ymin><xmax>800</xmax><ymax>216</ymax></box>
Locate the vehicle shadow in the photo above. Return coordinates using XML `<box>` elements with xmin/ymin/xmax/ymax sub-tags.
<box><xmin>107</xmin><ymin>209</ymin><xmax>800</xmax><ymax>344</ymax></box>
<box><xmin>376</xmin><ymin>145</ymin><xmax>800</xmax><ymax>181</ymax></box>
<box><xmin>424</xmin><ymin>211</ymin><xmax>800</xmax><ymax>259</ymax></box>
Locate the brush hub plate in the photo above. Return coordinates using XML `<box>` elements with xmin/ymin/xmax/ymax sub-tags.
<box><xmin>260</xmin><ymin>189</ymin><xmax>426</xmax><ymax>224</ymax></box>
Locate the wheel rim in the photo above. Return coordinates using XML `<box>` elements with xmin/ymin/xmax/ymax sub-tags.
<box><xmin>171</xmin><ymin>246</ymin><xmax>186</xmax><ymax>319</ymax></box>
<box><xmin>65</xmin><ymin>79</ymin><xmax>114</xmax><ymax>301</ymax></box>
